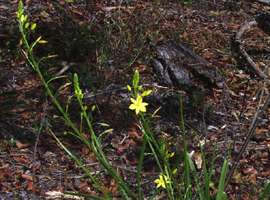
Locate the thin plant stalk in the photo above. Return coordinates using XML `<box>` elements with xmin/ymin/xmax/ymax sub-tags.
<box><xmin>74</xmin><ymin>74</ymin><xmax>135</xmax><ymax>199</ymax></box>
<box><xmin>140</xmin><ymin>115</ymin><xmax>175</xmax><ymax>199</ymax></box>
<box><xmin>216</xmin><ymin>159</ymin><xmax>229</xmax><ymax>200</ymax></box>
<box><xmin>136</xmin><ymin>136</ymin><xmax>146</xmax><ymax>200</ymax></box>
<box><xmin>179</xmin><ymin>96</ymin><xmax>191</xmax><ymax>199</ymax></box>
<box><xmin>18</xmin><ymin>2</ymin><xmax>134</xmax><ymax>199</ymax></box>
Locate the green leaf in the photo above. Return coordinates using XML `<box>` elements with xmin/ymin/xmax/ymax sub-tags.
<box><xmin>29</xmin><ymin>36</ymin><xmax>42</xmax><ymax>52</ymax></box>
<box><xmin>216</xmin><ymin>192</ymin><xmax>228</xmax><ymax>200</ymax></box>
<box><xmin>98</xmin><ymin>128</ymin><xmax>113</xmax><ymax>140</ymax></box>
<box><xmin>17</xmin><ymin>0</ymin><xmax>24</xmax><ymax>19</ymax></box>
<box><xmin>132</xmin><ymin>70</ymin><xmax>140</xmax><ymax>89</ymax></box>
<box><xmin>216</xmin><ymin>159</ymin><xmax>228</xmax><ymax>200</ymax></box>
<box><xmin>142</xmin><ymin>89</ymin><xmax>152</xmax><ymax>97</ymax></box>
<box><xmin>259</xmin><ymin>180</ymin><xmax>270</xmax><ymax>200</ymax></box>
<box><xmin>183</xmin><ymin>151</ymin><xmax>192</xmax><ymax>199</ymax></box>
<box><xmin>73</xmin><ymin>73</ymin><xmax>83</xmax><ymax>100</ymax></box>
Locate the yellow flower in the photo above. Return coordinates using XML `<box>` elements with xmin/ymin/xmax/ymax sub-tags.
<box><xmin>166</xmin><ymin>151</ymin><xmax>175</xmax><ymax>158</ymax></box>
<box><xmin>129</xmin><ymin>95</ymin><xmax>148</xmax><ymax>115</ymax></box>
<box><xmin>154</xmin><ymin>174</ymin><xmax>170</xmax><ymax>189</ymax></box>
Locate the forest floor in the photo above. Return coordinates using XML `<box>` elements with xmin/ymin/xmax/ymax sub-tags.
<box><xmin>0</xmin><ymin>0</ymin><xmax>270</xmax><ymax>199</ymax></box>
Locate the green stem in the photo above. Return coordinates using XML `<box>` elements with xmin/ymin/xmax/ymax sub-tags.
<box><xmin>137</xmin><ymin>136</ymin><xmax>146</xmax><ymax>200</ymax></box>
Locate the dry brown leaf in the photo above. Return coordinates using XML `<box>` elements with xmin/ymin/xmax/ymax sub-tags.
<box><xmin>21</xmin><ymin>174</ymin><xmax>33</xmax><ymax>181</ymax></box>
<box><xmin>194</xmin><ymin>152</ymin><xmax>203</xmax><ymax>169</ymax></box>
<box><xmin>16</xmin><ymin>140</ymin><xmax>30</xmax><ymax>149</ymax></box>
<box><xmin>242</xmin><ymin>167</ymin><xmax>257</xmax><ymax>175</ymax></box>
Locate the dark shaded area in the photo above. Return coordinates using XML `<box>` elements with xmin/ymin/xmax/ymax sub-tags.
<box><xmin>255</xmin><ymin>12</ymin><xmax>270</xmax><ymax>35</ymax></box>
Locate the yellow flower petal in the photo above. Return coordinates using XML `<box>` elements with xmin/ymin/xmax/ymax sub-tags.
<box><xmin>30</xmin><ymin>23</ymin><xmax>37</xmax><ymax>30</ymax></box>
<box><xmin>129</xmin><ymin>95</ymin><xmax>148</xmax><ymax>115</ymax></box>
<box><xmin>130</xmin><ymin>98</ymin><xmax>136</xmax><ymax>104</ymax></box>
<box><xmin>38</xmin><ymin>39</ymin><xmax>48</xmax><ymax>44</ymax></box>
<box><xmin>127</xmin><ymin>85</ymin><xmax>132</xmax><ymax>91</ymax></box>
<box><xmin>129</xmin><ymin>104</ymin><xmax>136</xmax><ymax>110</ymax></box>
<box><xmin>139</xmin><ymin>106</ymin><xmax>146</xmax><ymax>112</ymax></box>
<box><xmin>154</xmin><ymin>174</ymin><xmax>170</xmax><ymax>189</ymax></box>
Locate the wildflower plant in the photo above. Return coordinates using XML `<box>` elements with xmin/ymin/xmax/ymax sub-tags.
<box><xmin>17</xmin><ymin>1</ymin><xmax>135</xmax><ymax>199</ymax></box>
<box><xmin>18</xmin><ymin>0</ymin><xmax>231</xmax><ymax>198</ymax></box>
<box><xmin>127</xmin><ymin>70</ymin><xmax>175</xmax><ymax>199</ymax></box>
<box><xmin>127</xmin><ymin>69</ymin><xmax>152</xmax><ymax>115</ymax></box>
<box><xmin>127</xmin><ymin>70</ymin><xmax>230</xmax><ymax>200</ymax></box>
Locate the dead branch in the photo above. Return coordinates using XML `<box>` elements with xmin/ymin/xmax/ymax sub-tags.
<box><xmin>235</xmin><ymin>20</ymin><xmax>269</xmax><ymax>79</ymax></box>
<box><xmin>235</xmin><ymin>20</ymin><xmax>257</xmax><ymax>41</ymax></box>
<box><xmin>225</xmin><ymin>89</ymin><xmax>270</xmax><ymax>188</ymax></box>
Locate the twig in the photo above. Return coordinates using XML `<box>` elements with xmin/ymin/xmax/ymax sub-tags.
<box><xmin>225</xmin><ymin>90</ymin><xmax>270</xmax><ymax>187</ymax></box>
<box><xmin>101</xmin><ymin>6</ymin><xmax>134</xmax><ymax>12</ymax></box>
<box><xmin>56</xmin><ymin>62</ymin><xmax>76</xmax><ymax>76</ymax></box>
<box><xmin>238</xmin><ymin>45</ymin><xmax>268</xmax><ymax>79</ymax></box>
<box><xmin>83</xmin><ymin>83</ymin><xmax>171</xmax><ymax>101</ymax></box>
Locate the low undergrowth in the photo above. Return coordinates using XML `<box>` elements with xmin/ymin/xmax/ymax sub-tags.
<box><xmin>16</xmin><ymin>1</ymin><xmax>270</xmax><ymax>199</ymax></box>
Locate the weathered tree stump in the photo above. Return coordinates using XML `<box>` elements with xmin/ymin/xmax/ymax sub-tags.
<box><xmin>152</xmin><ymin>41</ymin><xmax>224</xmax><ymax>93</ymax></box>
